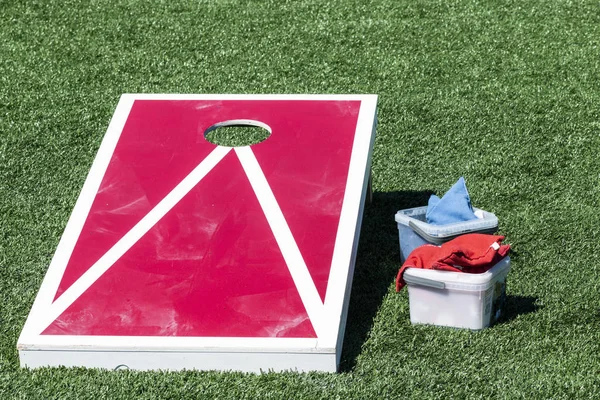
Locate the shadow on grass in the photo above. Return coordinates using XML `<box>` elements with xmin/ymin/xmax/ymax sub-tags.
<box><xmin>339</xmin><ymin>190</ymin><xmax>434</xmax><ymax>372</ymax></box>
<box><xmin>495</xmin><ymin>248</ymin><xmax>542</xmax><ymax>323</ymax></box>
<box><xmin>499</xmin><ymin>295</ymin><xmax>542</xmax><ymax>324</ymax></box>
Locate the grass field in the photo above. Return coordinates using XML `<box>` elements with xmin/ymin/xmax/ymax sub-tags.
<box><xmin>2</xmin><ymin>0</ymin><xmax>600</xmax><ymax>398</ymax></box>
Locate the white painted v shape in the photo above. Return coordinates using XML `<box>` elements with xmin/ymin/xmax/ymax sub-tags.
<box><xmin>33</xmin><ymin>145</ymin><xmax>326</xmax><ymax>338</ymax></box>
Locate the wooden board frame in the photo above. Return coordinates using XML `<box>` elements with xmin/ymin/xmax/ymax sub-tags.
<box><xmin>18</xmin><ymin>94</ymin><xmax>378</xmax><ymax>372</ymax></box>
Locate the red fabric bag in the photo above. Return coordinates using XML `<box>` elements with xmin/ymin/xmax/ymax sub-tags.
<box><xmin>396</xmin><ymin>233</ymin><xmax>510</xmax><ymax>291</ymax></box>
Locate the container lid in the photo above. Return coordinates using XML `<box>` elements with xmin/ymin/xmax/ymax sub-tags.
<box><xmin>403</xmin><ymin>256</ymin><xmax>511</xmax><ymax>291</ymax></box>
<box><xmin>395</xmin><ymin>206</ymin><xmax>498</xmax><ymax>245</ymax></box>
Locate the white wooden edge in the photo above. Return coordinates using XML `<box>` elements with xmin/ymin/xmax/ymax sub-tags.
<box><xmin>20</xmin><ymin>349</ymin><xmax>338</xmax><ymax>373</ymax></box>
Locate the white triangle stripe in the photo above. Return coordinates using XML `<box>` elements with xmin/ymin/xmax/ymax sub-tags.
<box><xmin>32</xmin><ymin>146</ymin><xmax>233</xmax><ymax>335</ymax></box>
<box><xmin>235</xmin><ymin>147</ymin><xmax>326</xmax><ymax>338</ymax></box>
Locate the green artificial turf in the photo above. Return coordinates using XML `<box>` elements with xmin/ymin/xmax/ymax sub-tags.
<box><xmin>205</xmin><ymin>125</ymin><xmax>271</xmax><ymax>147</ymax></box>
<box><xmin>2</xmin><ymin>0</ymin><xmax>600</xmax><ymax>398</ymax></box>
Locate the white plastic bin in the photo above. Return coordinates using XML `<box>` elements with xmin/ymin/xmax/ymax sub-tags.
<box><xmin>395</xmin><ymin>206</ymin><xmax>498</xmax><ymax>262</ymax></box>
<box><xmin>403</xmin><ymin>256</ymin><xmax>510</xmax><ymax>330</ymax></box>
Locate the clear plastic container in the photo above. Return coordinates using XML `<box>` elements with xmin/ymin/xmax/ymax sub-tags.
<box><xmin>395</xmin><ymin>206</ymin><xmax>498</xmax><ymax>262</ymax></box>
<box><xmin>403</xmin><ymin>256</ymin><xmax>510</xmax><ymax>330</ymax></box>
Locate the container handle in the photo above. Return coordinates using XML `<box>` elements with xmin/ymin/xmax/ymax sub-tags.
<box><xmin>404</xmin><ymin>275</ymin><xmax>446</xmax><ymax>289</ymax></box>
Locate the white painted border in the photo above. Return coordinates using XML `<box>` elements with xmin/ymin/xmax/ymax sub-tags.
<box><xmin>18</xmin><ymin>95</ymin><xmax>136</xmax><ymax>346</ymax></box>
<box><xmin>125</xmin><ymin>93</ymin><xmax>375</xmax><ymax>101</ymax></box>
<box><xmin>18</xmin><ymin>94</ymin><xmax>378</xmax><ymax>371</ymax></box>
<box><xmin>321</xmin><ymin>97</ymin><xmax>378</xmax><ymax>348</ymax></box>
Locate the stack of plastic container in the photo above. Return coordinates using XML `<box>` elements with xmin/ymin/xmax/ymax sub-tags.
<box><xmin>395</xmin><ymin>205</ymin><xmax>510</xmax><ymax>330</ymax></box>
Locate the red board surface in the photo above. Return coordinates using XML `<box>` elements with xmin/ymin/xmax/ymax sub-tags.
<box><xmin>46</xmin><ymin>99</ymin><xmax>362</xmax><ymax>338</ymax></box>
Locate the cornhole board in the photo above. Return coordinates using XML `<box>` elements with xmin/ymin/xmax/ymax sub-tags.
<box><xmin>18</xmin><ymin>94</ymin><xmax>378</xmax><ymax>372</ymax></box>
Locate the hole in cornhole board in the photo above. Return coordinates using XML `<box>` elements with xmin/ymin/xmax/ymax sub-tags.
<box><xmin>204</xmin><ymin>119</ymin><xmax>272</xmax><ymax>147</ymax></box>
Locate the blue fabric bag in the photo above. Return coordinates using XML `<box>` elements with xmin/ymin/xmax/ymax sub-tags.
<box><xmin>426</xmin><ymin>177</ymin><xmax>478</xmax><ymax>225</ymax></box>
